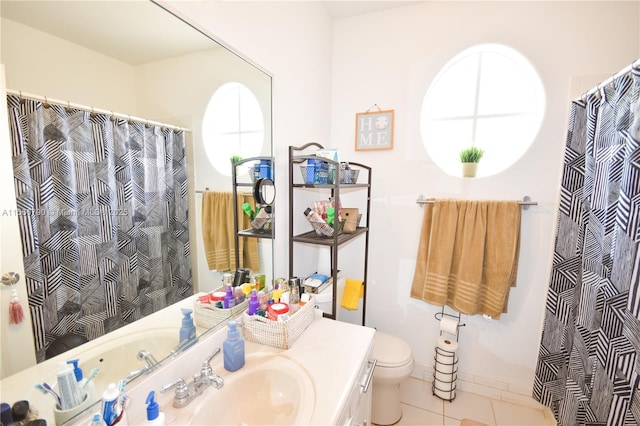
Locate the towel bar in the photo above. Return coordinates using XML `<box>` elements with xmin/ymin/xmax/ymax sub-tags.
<box><xmin>416</xmin><ymin>195</ymin><xmax>537</xmax><ymax>210</ymax></box>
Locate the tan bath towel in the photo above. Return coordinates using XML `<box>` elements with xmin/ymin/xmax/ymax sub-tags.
<box><xmin>201</xmin><ymin>191</ymin><xmax>259</xmax><ymax>272</ymax></box>
<box><xmin>410</xmin><ymin>199</ymin><xmax>521</xmax><ymax>319</ymax></box>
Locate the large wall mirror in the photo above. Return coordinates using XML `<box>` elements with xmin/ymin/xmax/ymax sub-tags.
<box><xmin>0</xmin><ymin>0</ymin><xmax>273</xmax><ymax>378</ymax></box>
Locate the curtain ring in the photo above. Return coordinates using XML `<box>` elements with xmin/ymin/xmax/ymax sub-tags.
<box><xmin>110</xmin><ymin>111</ymin><xmax>117</xmax><ymax>122</ymax></box>
<box><xmin>65</xmin><ymin>100</ymin><xmax>72</xmax><ymax>113</ymax></box>
<box><xmin>43</xmin><ymin>96</ymin><xmax>50</xmax><ymax>109</ymax></box>
<box><xmin>90</xmin><ymin>107</ymin><xmax>97</xmax><ymax>118</ymax></box>
<box><xmin>19</xmin><ymin>91</ymin><xmax>25</xmax><ymax>105</ymax></box>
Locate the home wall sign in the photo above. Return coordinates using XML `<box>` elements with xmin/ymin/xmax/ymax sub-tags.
<box><xmin>355</xmin><ymin>106</ymin><xmax>394</xmax><ymax>151</ymax></box>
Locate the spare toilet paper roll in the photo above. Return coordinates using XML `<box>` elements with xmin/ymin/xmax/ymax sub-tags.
<box><xmin>439</xmin><ymin>315</ymin><xmax>459</xmax><ymax>336</ymax></box>
<box><xmin>434</xmin><ymin>336</ymin><xmax>459</xmax><ymax>399</ymax></box>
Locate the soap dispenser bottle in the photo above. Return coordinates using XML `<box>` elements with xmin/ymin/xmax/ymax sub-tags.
<box><xmin>179</xmin><ymin>308</ymin><xmax>197</xmax><ymax>349</ymax></box>
<box><xmin>144</xmin><ymin>391</ymin><xmax>165</xmax><ymax>426</ymax></box>
<box><xmin>223</xmin><ymin>320</ymin><xmax>245</xmax><ymax>372</ymax></box>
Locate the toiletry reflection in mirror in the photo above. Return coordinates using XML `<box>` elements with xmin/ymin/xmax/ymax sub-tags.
<box><xmin>0</xmin><ymin>0</ymin><xmax>273</xmax><ymax>379</ymax></box>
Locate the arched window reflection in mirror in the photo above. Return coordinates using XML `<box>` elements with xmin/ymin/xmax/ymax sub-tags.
<box><xmin>203</xmin><ymin>82</ymin><xmax>264</xmax><ymax>176</ymax></box>
<box><xmin>420</xmin><ymin>44</ymin><xmax>545</xmax><ymax>177</ymax></box>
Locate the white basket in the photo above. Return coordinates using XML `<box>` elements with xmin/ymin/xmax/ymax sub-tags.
<box><xmin>193</xmin><ymin>288</ymin><xmax>249</xmax><ymax>329</ymax></box>
<box><xmin>241</xmin><ymin>296</ymin><xmax>315</xmax><ymax>349</ymax></box>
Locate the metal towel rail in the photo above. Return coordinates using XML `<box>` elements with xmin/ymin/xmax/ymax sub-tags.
<box><xmin>416</xmin><ymin>195</ymin><xmax>537</xmax><ymax>210</ymax></box>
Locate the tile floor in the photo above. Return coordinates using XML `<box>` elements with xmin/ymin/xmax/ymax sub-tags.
<box><xmin>394</xmin><ymin>377</ymin><xmax>556</xmax><ymax>426</ymax></box>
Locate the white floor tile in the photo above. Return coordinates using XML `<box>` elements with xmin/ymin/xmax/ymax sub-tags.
<box><xmin>400</xmin><ymin>377</ymin><xmax>444</xmax><ymax>414</ymax></box>
<box><xmin>491</xmin><ymin>399</ymin><xmax>550</xmax><ymax>425</ymax></box>
<box><xmin>442</xmin><ymin>391</ymin><xmax>496</xmax><ymax>425</ymax></box>
<box><xmin>396</xmin><ymin>403</ymin><xmax>444</xmax><ymax>426</ymax></box>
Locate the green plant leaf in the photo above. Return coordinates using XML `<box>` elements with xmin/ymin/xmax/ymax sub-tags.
<box><xmin>459</xmin><ymin>146</ymin><xmax>484</xmax><ymax>163</ymax></box>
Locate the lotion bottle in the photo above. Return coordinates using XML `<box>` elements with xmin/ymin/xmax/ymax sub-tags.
<box><xmin>248</xmin><ymin>289</ymin><xmax>259</xmax><ymax>315</ymax></box>
<box><xmin>223</xmin><ymin>320</ymin><xmax>245</xmax><ymax>372</ymax></box>
<box><xmin>144</xmin><ymin>391</ymin><xmax>164</xmax><ymax>426</ymax></box>
<box><xmin>223</xmin><ymin>284</ymin><xmax>236</xmax><ymax>309</ymax></box>
<box><xmin>179</xmin><ymin>308</ymin><xmax>197</xmax><ymax>349</ymax></box>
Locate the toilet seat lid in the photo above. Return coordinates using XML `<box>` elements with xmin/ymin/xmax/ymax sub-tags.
<box><xmin>373</xmin><ymin>332</ymin><xmax>413</xmax><ymax>368</ymax></box>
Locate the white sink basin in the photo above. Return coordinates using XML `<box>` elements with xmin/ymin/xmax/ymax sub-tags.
<box><xmin>162</xmin><ymin>353</ymin><xmax>316</xmax><ymax>425</ymax></box>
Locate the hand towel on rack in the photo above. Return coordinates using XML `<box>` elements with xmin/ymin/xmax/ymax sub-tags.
<box><xmin>341</xmin><ymin>278</ymin><xmax>364</xmax><ymax>310</ymax></box>
<box><xmin>201</xmin><ymin>191</ymin><xmax>259</xmax><ymax>272</ymax></box>
<box><xmin>409</xmin><ymin>199</ymin><xmax>521</xmax><ymax>319</ymax></box>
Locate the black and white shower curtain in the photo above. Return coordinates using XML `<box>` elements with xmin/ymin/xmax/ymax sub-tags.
<box><xmin>534</xmin><ymin>67</ymin><xmax>640</xmax><ymax>425</ymax></box>
<box><xmin>6</xmin><ymin>95</ymin><xmax>193</xmax><ymax>361</ymax></box>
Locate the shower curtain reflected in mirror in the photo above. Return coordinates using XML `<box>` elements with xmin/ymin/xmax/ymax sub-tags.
<box><xmin>6</xmin><ymin>95</ymin><xmax>192</xmax><ymax>362</ymax></box>
<box><xmin>534</xmin><ymin>68</ymin><xmax>640</xmax><ymax>425</ymax></box>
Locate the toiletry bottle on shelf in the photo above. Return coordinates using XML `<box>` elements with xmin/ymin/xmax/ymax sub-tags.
<box><xmin>101</xmin><ymin>383</ymin><xmax>119</xmax><ymax>426</ymax></box>
<box><xmin>304</xmin><ymin>207</ymin><xmax>333</xmax><ymax>236</ymax></box>
<box><xmin>144</xmin><ymin>391</ymin><xmax>164</xmax><ymax>426</ymax></box>
<box><xmin>223</xmin><ymin>320</ymin><xmax>245</xmax><ymax>372</ymax></box>
<box><xmin>242</xmin><ymin>203</ymin><xmax>255</xmax><ymax>220</ymax></box>
<box><xmin>179</xmin><ymin>308</ymin><xmax>197</xmax><ymax>349</ymax></box>
<box><xmin>223</xmin><ymin>284</ymin><xmax>236</xmax><ymax>309</ymax></box>
<box><xmin>248</xmin><ymin>289</ymin><xmax>259</xmax><ymax>315</ymax></box>
<box><xmin>57</xmin><ymin>361</ymin><xmax>84</xmax><ymax>410</ymax></box>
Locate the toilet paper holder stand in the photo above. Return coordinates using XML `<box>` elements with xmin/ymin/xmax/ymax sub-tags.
<box><xmin>434</xmin><ymin>307</ymin><xmax>465</xmax><ymax>341</ymax></box>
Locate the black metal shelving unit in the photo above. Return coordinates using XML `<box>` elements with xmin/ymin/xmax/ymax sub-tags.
<box><xmin>232</xmin><ymin>156</ymin><xmax>274</xmax><ymax>269</ymax></box>
<box><xmin>288</xmin><ymin>143</ymin><xmax>371</xmax><ymax>325</ymax></box>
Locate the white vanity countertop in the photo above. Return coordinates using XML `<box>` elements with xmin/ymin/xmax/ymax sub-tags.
<box><xmin>70</xmin><ymin>316</ymin><xmax>376</xmax><ymax>426</ymax></box>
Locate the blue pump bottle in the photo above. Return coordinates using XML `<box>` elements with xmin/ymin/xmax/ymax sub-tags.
<box><xmin>223</xmin><ymin>320</ymin><xmax>245</xmax><ymax>372</ymax></box>
<box><xmin>179</xmin><ymin>308</ymin><xmax>197</xmax><ymax>349</ymax></box>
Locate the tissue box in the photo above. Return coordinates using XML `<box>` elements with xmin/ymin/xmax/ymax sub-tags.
<box><xmin>315</xmin><ymin>148</ymin><xmax>339</xmax><ymax>163</ymax></box>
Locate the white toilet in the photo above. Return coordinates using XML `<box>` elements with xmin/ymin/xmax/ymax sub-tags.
<box><xmin>371</xmin><ymin>331</ymin><xmax>415</xmax><ymax>425</ymax></box>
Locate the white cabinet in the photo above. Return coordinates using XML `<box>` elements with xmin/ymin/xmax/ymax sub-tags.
<box><xmin>338</xmin><ymin>346</ymin><xmax>377</xmax><ymax>426</ymax></box>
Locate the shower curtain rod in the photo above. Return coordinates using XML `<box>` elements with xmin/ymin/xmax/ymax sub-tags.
<box><xmin>580</xmin><ymin>58</ymin><xmax>640</xmax><ymax>99</ymax></box>
<box><xmin>6</xmin><ymin>89</ymin><xmax>191</xmax><ymax>133</ymax></box>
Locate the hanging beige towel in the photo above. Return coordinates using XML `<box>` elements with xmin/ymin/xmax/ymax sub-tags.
<box><xmin>410</xmin><ymin>199</ymin><xmax>521</xmax><ymax>319</ymax></box>
<box><xmin>201</xmin><ymin>191</ymin><xmax>259</xmax><ymax>272</ymax></box>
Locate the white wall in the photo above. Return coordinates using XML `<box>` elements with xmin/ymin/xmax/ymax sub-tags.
<box><xmin>330</xmin><ymin>0</ymin><xmax>639</xmax><ymax>393</ymax></box>
<box><xmin>163</xmin><ymin>1</ymin><xmax>335</xmax><ymax>280</ymax></box>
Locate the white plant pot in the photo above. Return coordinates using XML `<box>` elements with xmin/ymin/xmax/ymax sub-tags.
<box><xmin>462</xmin><ymin>162</ymin><xmax>478</xmax><ymax>177</ymax></box>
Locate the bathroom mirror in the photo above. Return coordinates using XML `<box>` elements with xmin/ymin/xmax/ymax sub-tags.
<box><xmin>0</xmin><ymin>0</ymin><xmax>273</xmax><ymax>378</ymax></box>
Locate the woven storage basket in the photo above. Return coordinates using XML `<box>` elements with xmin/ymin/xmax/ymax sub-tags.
<box><xmin>193</xmin><ymin>289</ymin><xmax>249</xmax><ymax>328</ymax></box>
<box><xmin>242</xmin><ymin>296</ymin><xmax>315</xmax><ymax>349</ymax></box>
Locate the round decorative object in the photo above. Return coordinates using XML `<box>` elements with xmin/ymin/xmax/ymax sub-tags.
<box><xmin>252</xmin><ymin>178</ymin><xmax>275</xmax><ymax>207</ymax></box>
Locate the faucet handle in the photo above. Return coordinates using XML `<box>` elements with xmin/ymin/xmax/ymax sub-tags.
<box><xmin>201</xmin><ymin>347</ymin><xmax>221</xmax><ymax>376</ymax></box>
<box><xmin>160</xmin><ymin>378</ymin><xmax>188</xmax><ymax>398</ymax></box>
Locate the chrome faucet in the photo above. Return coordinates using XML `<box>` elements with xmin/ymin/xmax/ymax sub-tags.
<box><xmin>160</xmin><ymin>347</ymin><xmax>224</xmax><ymax>408</ymax></box>
<box><xmin>126</xmin><ymin>349</ymin><xmax>160</xmax><ymax>379</ymax></box>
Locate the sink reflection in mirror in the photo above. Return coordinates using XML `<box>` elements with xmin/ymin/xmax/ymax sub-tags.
<box><xmin>0</xmin><ymin>0</ymin><xmax>273</xmax><ymax>387</ymax></box>
<box><xmin>152</xmin><ymin>354</ymin><xmax>316</xmax><ymax>426</ymax></box>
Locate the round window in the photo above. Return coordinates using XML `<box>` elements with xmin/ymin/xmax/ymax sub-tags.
<box><xmin>202</xmin><ymin>82</ymin><xmax>264</xmax><ymax>176</ymax></box>
<box><xmin>420</xmin><ymin>44</ymin><xmax>545</xmax><ymax>177</ymax></box>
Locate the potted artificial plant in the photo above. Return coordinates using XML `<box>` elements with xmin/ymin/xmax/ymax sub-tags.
<box><xmin>459</xmin><ymin>146</ymin><xmax>484</xmax><ymax>177</ymax></box>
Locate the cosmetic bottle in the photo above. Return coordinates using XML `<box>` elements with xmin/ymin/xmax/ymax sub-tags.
<box><xmin>89</xmin><ymin>412</ymin><xmax>107</xmax><ymax>426</ymax></box>
<box><xmin>304</xmin><ymin>208</ymin><xmax>333</xmax><ymax>236</ymax></box>
<box><xmin>223</xmin><ymin>284</ymin><xmax>236</xmax><ymax>309</ymax></box>
<box><xmin>101</xmin><ymin>383</ymin><xmax>119</xmax><ymax>426</ymax></box>
<box><xmin>289</xmin><ymin>284</ymin><xmax>300</xmax><ymax>314</ymax></box>
<box><xmin>248</xmin><ymin>289</ymin><xmax>259</xmax><ymax>316</ymax></box>
<box><xmin>57</xmin><ymin>362</ymin><xmax>83</xmax><ymax>410</ymax></box>
<box><xmin>144</xmin><ymin>391</ymin><xmax>164</xmax><ymax>426</ymax></box>
<box><xmin>241</xmin><ymin>203</ymin><xmax>255</xmax><ymax>220</ymax></box>
<box><xmin>223</xmin><ymin>321</ymin><xmax>245</xmax><ymax>372</ymax></box>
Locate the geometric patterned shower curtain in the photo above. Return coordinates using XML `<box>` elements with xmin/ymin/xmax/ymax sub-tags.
<box><xmin>6</xmin><ymin>95</ymin><xmax>193</xmax><ymax>362</ymax></box>
<box><xmin>533</xmin><ymin>67</ymin><xmax>640</xmax><ymax>425</ymax></box>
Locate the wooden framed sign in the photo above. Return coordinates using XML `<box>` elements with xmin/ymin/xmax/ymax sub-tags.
<box><xmin>355</xmin><ymin>109</ymin><xmax>394</xmax><ymax>151</ymax></box>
